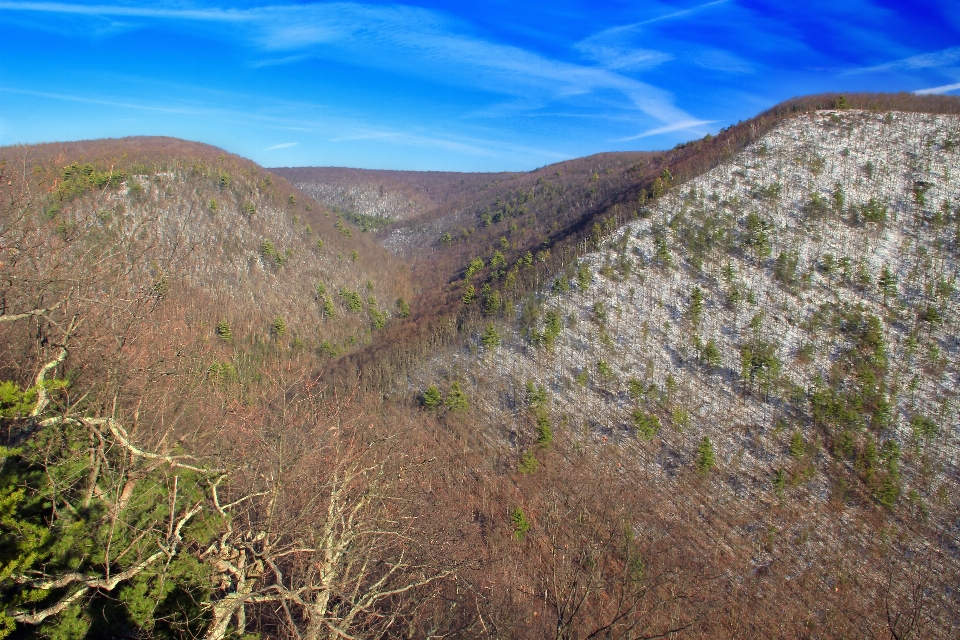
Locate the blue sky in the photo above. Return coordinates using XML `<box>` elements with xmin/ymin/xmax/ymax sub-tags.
<box><xmin>1</xmin><ymin>1</ymin><xmax>959</xmax><ymax>171</ymax></box>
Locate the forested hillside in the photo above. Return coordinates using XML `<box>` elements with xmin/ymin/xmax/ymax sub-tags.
<box><xmin>2</xmin><ymin>95</ymin><xmax>959</xmax><ymax>639</ymax></box>
<box><xmin>0</xmin><ymin>138</ymin><xmax>423</xmax><ymax>638</ymax></box>
<box><xmin>2</xmin><ymin>138</ymin><xmax>412</xmax><ymax>367</ymax></box>
<box><xmin>416</xmin><ymin>108</ymin><xmax>960</xmax><ymax>636</ymax></box>
<box><xmin>272</xmin><ymin>166</ymin><xmax>507</xmax><ymax>225</ymax></box>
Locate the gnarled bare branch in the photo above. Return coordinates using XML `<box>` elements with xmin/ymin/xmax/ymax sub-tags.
<box><xmin>11</xmin><ymin>502</ymin><xmax>202</xmax><ymax>625</ymax></box>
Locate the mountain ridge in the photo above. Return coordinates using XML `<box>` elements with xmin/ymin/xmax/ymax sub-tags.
<box><xmin>1</xmin><ymin>92</ymin><xmax>959</xmax><ymax>638</ymax></box>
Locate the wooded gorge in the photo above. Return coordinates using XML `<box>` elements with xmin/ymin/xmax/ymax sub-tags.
<box><xmin>2</xmin><ymin>93</ymin><xmax>959</xmax><ymax>638</ymax></box>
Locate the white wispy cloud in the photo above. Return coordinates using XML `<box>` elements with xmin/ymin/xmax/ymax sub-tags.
<box><xmin>633</xmin><ymin>0</ymin><xmax>730</xmax><ymax>27</ymax></box>
<box><xmin>0</xmin><ymin>1</ymin><xmax>701</xmax><ymax>130</ymax></box>
<box><xmin>573</xmin><ymin>0</ymin><xmax>746</xmax><ymax>84</ymax></box>
<box><xmin>330</xmin><ymin>129</ymin><xmax>495</xmax><ymax>156</ymax></box>
<box><xmin>575</xmin><ymin>0</ymin><xmax>729</xmax><ymax>59</ymax></box>
<box><xmin>249</xmin><ymin>54</ymin><xmax>312</xmax><ymax>68</ymax></box>
<box><xmin>846</xmin><ymin>46</ymin><xmax>960</xmax><ymax>74</ymax></box>
<box><xmin>0</xmin><ymin>79</ymin><xmax>563</xmax><ymax>162</ymax></box>
<box><xmin>0</xmin><ymin>86</ymin><xmax>204</xmax><ymax>114</ymax></box>
<box><xmin>693</xmin><ymin>50</ymin><xmax>754</xmax><ymax>74</ymax></box>
<box><xmin>0</xmin><ymin>2</ymin><xmax>248</xmax><ymax>21</ymax></box>
<box><xmin>575</xmin><ymin>41</ymin><xmax>673</xmax><ymax>72</ymax></box>
<box><xmin>581</xmin><ymin>0</ymin><xmax>729</xmax><ymax>45</ymax></box>
<box><xmin>914</xmin><ymin>81</ymin><xmax>960</xmax><ymax>95</ymax></box>
<box><xmin>618</xmin><ymin>119</ymin><xmax>716</xmax><ymax>141</ymax></box>
<box><xmin>329</xmin><ymin>125</ymin><xmax>567</xmax><ymax>160</ymax></box>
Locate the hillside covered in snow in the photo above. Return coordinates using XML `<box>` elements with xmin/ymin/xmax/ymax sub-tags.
<box><xmin>417</xmin><ymin>108</ymin><xmax>960</xmax><ymax>635</ymax></box>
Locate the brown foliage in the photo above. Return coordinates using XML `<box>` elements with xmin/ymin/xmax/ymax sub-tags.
<box><xmin>3</xmin><ymin>94</ymin><xmax>959</xmax><ymax>637</ymax></box>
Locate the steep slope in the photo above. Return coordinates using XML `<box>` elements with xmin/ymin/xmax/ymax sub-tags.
<box><xmin>317</xmin><ymin>93</ymin><xmax>960</xmax><ymax>395</ymax></box>
<box><xmin>414</xmin><ymin>108</ymin><xmax>960</xmax><ymax>634</ymax></box>
<box><xmin>4</xmin><ymin>96</ymin><xmax>960</xmax><ymax>639</ymax></box>
<box><xmin>382</xmin><ymin>151</ymin><xmax>655</xmax><ymax>268</ymax></box>
<box><xmin>0</xmin><ymin>137</ymin><xmax>412</xmax><ymax>376</ymax></box>
<box><xmin>466</xmin><ymin>109</ymin><xmax>959</xmax><ymax>480</ymax></box>
<box><xmin>0</xmin><ymin>138</ymin><xmax>429</xmax><ymax>638</ymax></box>
<box><xmin>316</xmin><ymin>150</ymin><xmax>658</xmax><ymax>390</ymax></box>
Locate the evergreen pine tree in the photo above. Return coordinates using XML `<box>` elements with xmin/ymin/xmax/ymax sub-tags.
<box><xmin>445</xmin><ymin>382</ymin><xmax>469</xmax><ymax>412</ymax></box>
<box><xmin>271</xmin><ymin>316</ymin><xmax>287</xmax><ymax>337</ymax></box>
<box><xmin>878</xmin><ymin>265</ymin><xmax>897</xmax><ymax>306</ymax></box>
<box><xmin>576</xmin><ymin>263</ymin><xmax>592</xmax><ymax>290</ymax></box>
<box><xmin>369</xmin><ymin>308</ymin><xmax>386</xmax><ymax>329</ymax></box>
<box><xmin>789</xmin><ymin>431</ymin><xmax>805</xmax><ymax>458</ymax></box>
<box><xmin>632</xmin><ymin>410</ymin><xmax>661</xmax><ymax>439</ymax></box>
<box><xmin>481</xmin><ymin>324</ymin><xmax>502</xmax><ymax>348</ymax></box>
<box><xmin>688</xmin><ymin>286</ymin><xmax>704</xmax><ymax>327</ymax></box>
<box><xmin>702</xmin><ymin>339</ymin><xmax>721</xmax><ymax>368</ymax></box>
<box><xmin>422</xmin><ymin>386</ymin><xmax>442</xmax><ymax>410</ymax></box>
<box><xmin>696</xmin><ymin>436</ymin><xmax>715</xmax><ymax>473</ymax></box>
<box><xmin>832</xmin><ymin>183</ymin><xmax>845</xmax><ymax>214</ymax></box>
<box><xmin>518</xmin><ymin>451</ymin><xmax>539</xmax><ymax>475</ymax></box>
<box><xmin>482</xmin><ymin>289</ymin><xmax>502</xmax><ymax>315</ymax></box>
<box><xmin>526</xmin><ymin>381</ymin><xmax>548</xmax><ymax>407</ymax></box>
<box><xmin>510</xmin><ymin>507</ymin><xmax>531</xmax><ymax>540</ymax></box>
<box><xmin>772</xmin><ymin>469</ymin><xmax>786</xmax><ymax>498</ymax></box>
<box><xmin>322</xmin><ymin>296</ymin><xmax>336</xmax><ymax>319</ymax></box>
<box><xmin>535</xmin><ymin>410</ymin><xmax>553</xmax><ymax>447</ymax></box>
<box><xmin>216</xmin><ymin>320</ymin><xmax>233</xmax><ymax>343</ymax></box>
<box><xmin>543</xmin><ymin>311</ymin><xmax>563</xmax><ymax>348</ymax></box>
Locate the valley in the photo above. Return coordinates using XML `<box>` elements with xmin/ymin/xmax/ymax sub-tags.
<box><xmin>1</xmin><ymin>93</ymin><xmax>959</xmax><ymax>639</ymax></box>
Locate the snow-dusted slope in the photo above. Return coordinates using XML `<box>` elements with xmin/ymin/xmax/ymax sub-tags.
<box><xmin>446</xmin><ymin>109</ymin><xmax>959</xmax><ymax>507</ymax></box>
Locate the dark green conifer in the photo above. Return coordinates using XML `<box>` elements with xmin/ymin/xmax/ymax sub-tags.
<box><xmin>445</xmin><ymin>382</ymin><xmax>469</xmax><ymax>412</ymax></box>
<box><xmin>422</xmin><ymin>386</ymin><xmax>442</xmax><ymax>410</ymax></box>
<box><xmin>696</xmin><ymin>436</ymin><xmax>715</xmax><ymax>473</ymax></box>
<box><xmin>216</xmin><ymin>320</ymin><xmax>233</xmax><ymax>343</ymax></box>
